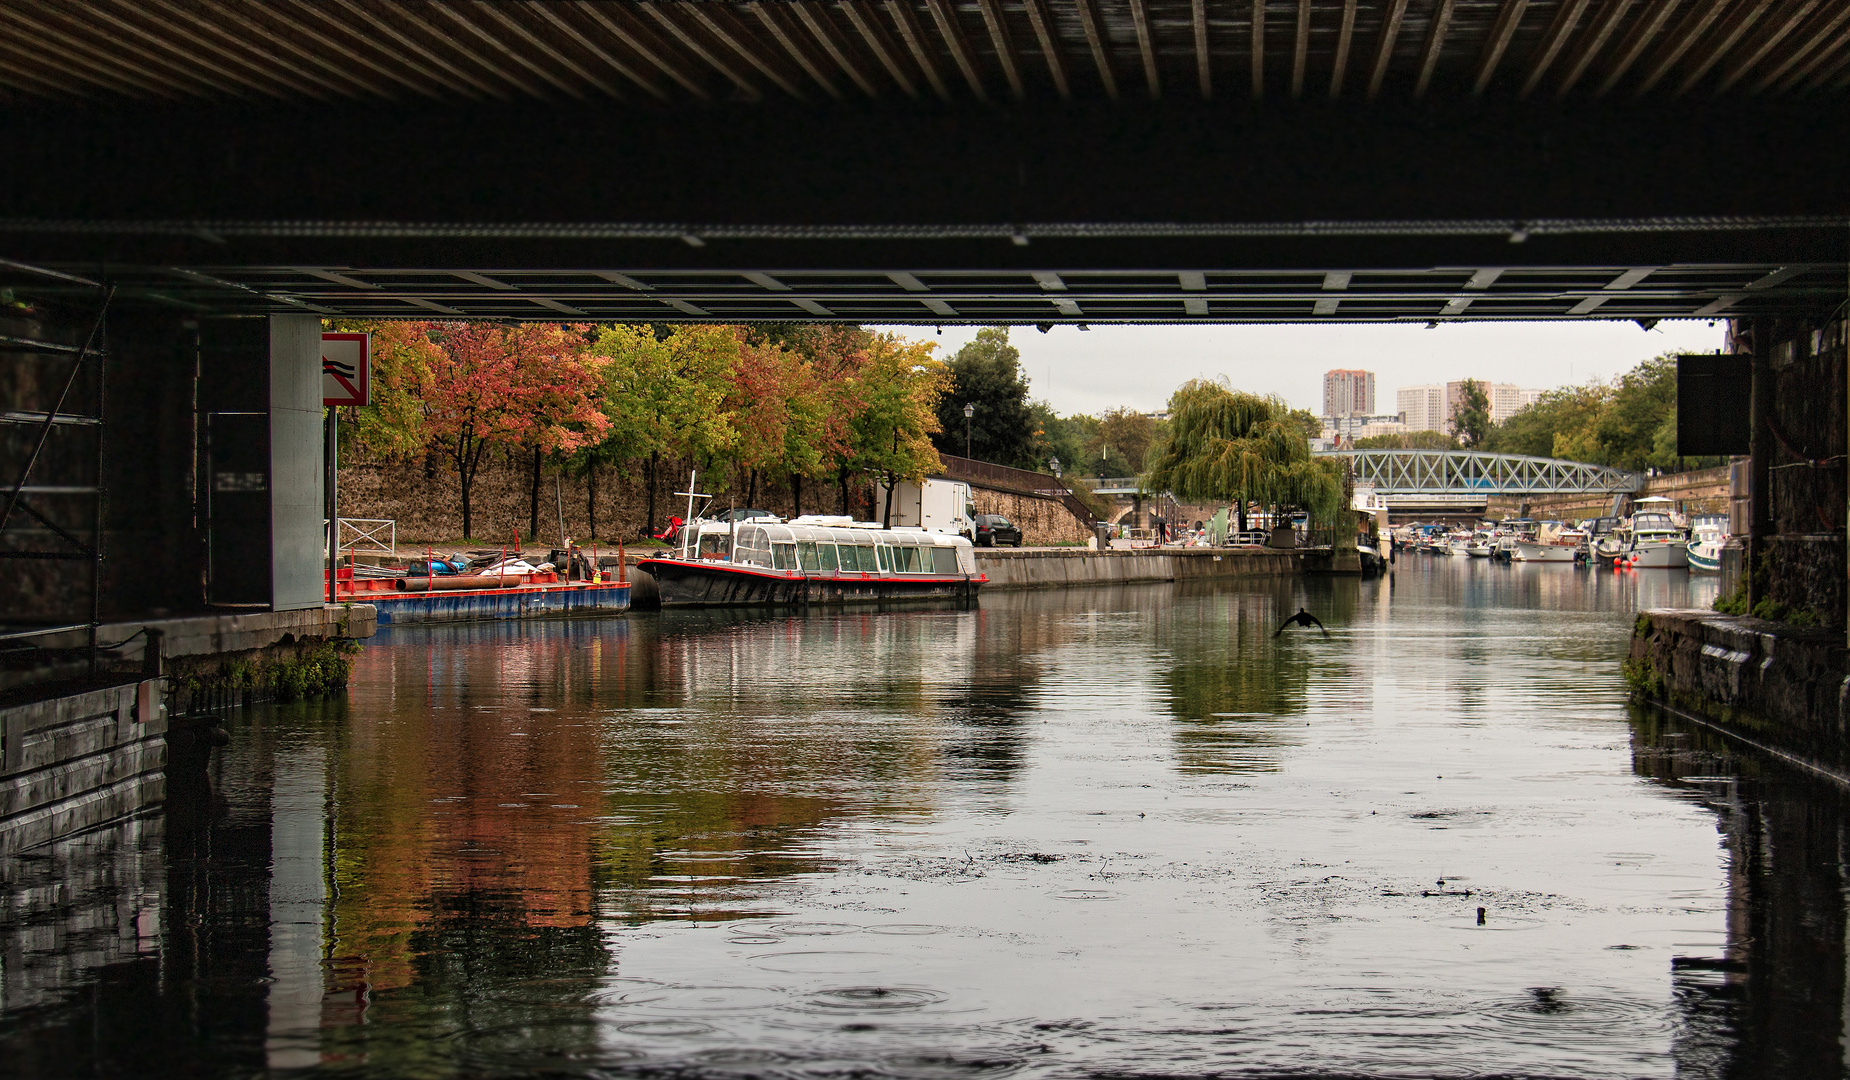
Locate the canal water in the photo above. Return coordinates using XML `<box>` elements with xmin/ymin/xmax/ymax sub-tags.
<box><xmin>4</xmin><ymin>557</ymin><xmax>1848</xmax><ymax>1077</ymax></box>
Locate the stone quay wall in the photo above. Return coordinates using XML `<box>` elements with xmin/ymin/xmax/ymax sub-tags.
<box><xmin>1627</xmin><ymin>609</ymin><xmax>1850</xmax><ymax>782</ymax></box>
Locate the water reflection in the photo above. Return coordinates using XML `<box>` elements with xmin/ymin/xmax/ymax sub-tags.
<box><xmin>17</xmin><ymin>558</ymin><xmax>1850</xmax><ymax>1078</ymax></box>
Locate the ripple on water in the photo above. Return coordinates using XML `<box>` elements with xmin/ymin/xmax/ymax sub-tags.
<box><xmin>797</xmin><ymin>986</ymin><xmax>950</xmax><ymax>1012</ymax></box>
<box><xmin>1051</xmin><ymin>890</ymin><xmax>1116</xmax><ymax>901</ymax></box>
<box><xmin>613</xmin><ymin>1019</ymin><xmax>716</xmax><ymax>1037</ymax></box>
<box><xmin>750</xmin><ymin>950</ymin><xmax>896</xmax><ymax>975</ymax></box>
<box><xmin>614</xmin><ymin>985</ymin><xmax>787</xmax><ymax>1012</ymax></box>
<box><xmin>768</xmin><ymin>921</ymin><xmax>863</xmax><ymax>935</ymax></box>
<box><xmin>1473</xmin><ymin>987</ymin><xmax>1676</xmax><ymax>1045</ymax></box>
<box><xmin>867</xmin><ymin>924</ymin><xmax>951</xmax><ymax>936</ymax></box>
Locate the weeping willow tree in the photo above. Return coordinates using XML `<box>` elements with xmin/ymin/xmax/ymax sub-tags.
<box><xmin>1142</xmin><ymin>379</ymin><xmax>1345</xmax><ymax>538</ymax></box>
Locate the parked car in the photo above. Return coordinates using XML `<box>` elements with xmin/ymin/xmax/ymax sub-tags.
<box><xmin>972</xmin><ymin>514</ymin><xmax>1023</xmax><ymax>547</ymax></box>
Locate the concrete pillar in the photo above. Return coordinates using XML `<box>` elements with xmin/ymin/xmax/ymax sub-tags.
<box><xmin>269</xmin><ymin>316</ymin><xmax>325</xmax><ymax>611</ymax></box>
<box><xmin>1748</xmin><ymin>318</ymin><xmax>1773</xmax><ymax>612</ymax></box>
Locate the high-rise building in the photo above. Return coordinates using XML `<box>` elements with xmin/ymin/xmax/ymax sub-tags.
<box><xmin>1322</xmin><ymin>369</ymin><xmax>1375</xmax><ymax>417</ymax></box>
<box><xmin>1447</xmin><ymin>381</ymin><xmax>1547</xmax><ymax>425</ymax></box>
<box><xmin>1397</xmin><ymin>385</ymin><xmax>1446</xmax><ymax>432</ymax></box>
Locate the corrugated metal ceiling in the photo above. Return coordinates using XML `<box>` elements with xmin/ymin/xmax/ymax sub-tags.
<box><xmin>0</xmin><ymin>0</ymin><xmax>1843</xmax><ymax>106</ymax></box>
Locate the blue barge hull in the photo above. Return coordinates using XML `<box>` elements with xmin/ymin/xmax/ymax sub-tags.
<box><xmin>361</xmin><ymin>581</ymin><xmax>632</xmax><ymax>625</ymax></box>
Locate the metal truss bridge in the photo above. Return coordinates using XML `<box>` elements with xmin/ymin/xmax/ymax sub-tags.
<box><xmin>1316</xmin><ymin>450</ymin><xmax>1643</xmax><ymax>497</ymax></box>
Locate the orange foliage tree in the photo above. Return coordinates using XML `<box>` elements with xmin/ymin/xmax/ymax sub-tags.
<box><xmin>421</xmin><ymin>323</ymin><xmax>609</xmax><ymax>540</ymax></box>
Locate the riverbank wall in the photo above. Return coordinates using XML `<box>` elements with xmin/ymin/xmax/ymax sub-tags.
<box><xmin>974</xmin><ymin>547</ymin><xmax>1303</xmax><ymax>590</ymax></box>
<box><xmin>1</xmin><ymin>605</ymin><xmax>377</xmax><ymax>854</ymax></box>
<box><xmin>1628</xmin><ymin>609</ymin><xmax>1850</xmax><ymax>781</ymax></box>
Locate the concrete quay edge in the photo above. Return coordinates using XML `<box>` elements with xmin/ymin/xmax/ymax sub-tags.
<box><xmin>974</xmin><ymin>546</ymin><xmax>1302</xmax><ymax>590</ymax></box>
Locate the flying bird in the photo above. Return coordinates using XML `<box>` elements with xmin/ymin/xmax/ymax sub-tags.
<box><xmin>1274</xmin><ymin>608</ymin><xmax>1329</xmax><ymax>638</ymax></box>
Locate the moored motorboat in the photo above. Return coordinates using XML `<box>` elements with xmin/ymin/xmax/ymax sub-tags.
<box><xmin>1686</xmin><ymin>519</ymin><xmax>1726</xmax><ymax>573</ymax></box>
<box><xmin>637</xmin><ymin>516</ymin><xmax>986</xmax><ymax>607</ymax></box>
<box><xmin>1622</xmin><ymin>513</ymin><xmax>1689</xmax><ymax>569</ymax></box>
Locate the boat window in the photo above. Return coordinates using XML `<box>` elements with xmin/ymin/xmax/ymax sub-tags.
<box><xmin>895</xmin><ymin>545</ymin><xmax>921</xmax><ymax>573</ymax></box>
<box><xmin>817</xmin><ymin>543</ymin><xmax>838</xmax><ymax>572</ymax></box>
<box><xmin>740</xmin><ymin>525</ymin><xmax>765</xmax><ymax>549</ymax></box>
<box><xmin>875</xmin><ymin>543</ymin><xmax>890</xmax><ymax>571</ymax></box>
<box><xmin>798</xmin><ymin>541</ymin><xmax>820</xmax><ymax>572</ymax></box>
<box><xmin>932</xmin><ymin>547</ymin><xmax>959</xmax><ymax>574</ymax></box>
<box><xmin>763</xmin><ymin>525</ymin><xmax>793</xmax><ymax>543</ymax></box>
<box><xmin>843</xmin><ymin>545</ymin><xmax>872</xmax><ymax>572</ymax></box>
<box><xmin>699</xmin><ymin>530</ymin><xmax>731</xmax><ymax>559</ymax></box>
<box><xmin>772</xmin><ymin>543</ymin><xmax>796</xmax><ymax>571</ymax></box>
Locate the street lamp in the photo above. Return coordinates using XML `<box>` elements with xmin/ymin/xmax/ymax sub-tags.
<box><xmin>963</xmin><ymin>402</ymin><xmax>975</xmax><ymax>460</ymax></box>
<box><xmin>1048</xmin><ymin>454</ymin><xmax>1062</xmax><ymax>479</ymax></box>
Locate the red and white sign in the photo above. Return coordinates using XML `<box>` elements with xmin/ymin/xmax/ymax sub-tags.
<box><xmin>321</xmin><ymin>332</ymin><xmax>371</xmax><ymax>407</ymax></box>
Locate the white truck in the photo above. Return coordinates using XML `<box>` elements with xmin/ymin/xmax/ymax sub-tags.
<box><xmin>875</xmin><ymin>477</ymin><xmax>976</xmax><ymax>537</ymax></box>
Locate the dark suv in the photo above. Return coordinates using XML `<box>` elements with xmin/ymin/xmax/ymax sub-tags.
<box><xmin>972</xmin><ymin>514</ymin><xmax>1023</xmax><ymax>547</ymax></box>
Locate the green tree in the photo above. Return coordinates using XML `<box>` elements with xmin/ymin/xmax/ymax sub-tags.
<box><xmin>1449</xmin><ymin>379</ymin><xmax>1492</xmax><ymax>448</ymax></box>
<box><xmin>1031</xmin><ymin>400</ymin><xmax>1088</xmax><ymax>476</ymax></box>
<box><xmin>849</xmin><ymin>335</ymin><xmax>951</xmax><ymax>526</ymax></box>
<box><xmin>1595</xmin><ymin>353</ymin><xmax>1678</xmax><ymax>471</ymax></box>
<box><xmin>933</xmin><ymin>327</ymin><xmax>1036</xmax><ymax>467</ymax></box>
<box><xmin>585</xmin><ymin>324</ymin><xmax>737</xmax><ymax>535</ymax></box>
<box><xmin>1091</xmin><ymin>407</ymin><xmax>1157</xmax><ymax>474</ymax></box>
<box><xmin>1484</xmin><ymin>383</ymin><xmax>1610</xmax><ymax>459</ymax></box>
<box><xmin>1353</xmin><ymin>430</ymin><xmax>1459</xmax><ymax>450</ymax></box>
<box><xmin>1143</xmin><ymin>378</ymin><xmax>1343</xmax><ymax>532</ymax></box>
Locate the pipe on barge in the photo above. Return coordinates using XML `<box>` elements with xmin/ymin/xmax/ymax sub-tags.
<box><xmin>394</xmin><ymin>574</ymin><xmax>521</xmax><ymax>592</ymax></box>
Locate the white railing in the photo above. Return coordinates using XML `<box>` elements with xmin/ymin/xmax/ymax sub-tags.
<box><xmin>323</xmin><ymin>517</ymin><xmax>396</xmax><ymax>555</ymax></box>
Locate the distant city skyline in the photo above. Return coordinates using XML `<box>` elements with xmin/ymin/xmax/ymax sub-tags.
<box><xmin>892</xmin><ymin>320</ymin><xmax>1724</xmax><ymax>418</ymax></box>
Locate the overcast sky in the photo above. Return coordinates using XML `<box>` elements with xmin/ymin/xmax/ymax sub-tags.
<box><xmin>881</xmin><ymin>319</ymin><xmax>1726</xmax><ymax>418</ymax></box>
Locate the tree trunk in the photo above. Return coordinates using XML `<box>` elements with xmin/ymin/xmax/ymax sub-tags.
<box><xmin>881</xmin><ymin>473</ymin><xmax>895</xmax><ymax>528</ymax></box>
<box><xmin>746</xmin><ymin>468</ymin><xmax>758</xmax><ymax>508</ymax></box>
<box><xmin>645</xmin><ymin>452</ymin><xmax>659</xmax><ymax>537</ymax></box>
<box><xmin>586</xmin><ymin>462</ymin><xmax>597</xmax><ymax>539</ymax></box>
<box><xmin>838</xmin><ymin>465</ymin><xmax>850</xmax><ymax>515</ymax></box>
<box><xmin>790</xmin><ymin>471</ymin><xmax>803</xmax><ymax>519</ymax></box>
<box><xmin>528</xmin><ymin>447</ymin><xmax>542</xmax><ymax>542</ymax></box>
<box><xmin>457</xmin><ymin>444</ymin><xmax>473</xmax><ymax>540</ymax></box>
<box><xmin>1237</xmin><ymin>502</ymin><xmax>1248</xmax><ymax>533</ymax></box>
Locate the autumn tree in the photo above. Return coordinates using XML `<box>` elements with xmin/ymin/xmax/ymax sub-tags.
<box><xmin>499</xmin><ymin>324</ymin><xmax>611</xmax><ymax>541</ymax></box>
<box><xmin>323</xmin><ymin>319</ymin><xmax>443</xmax><ymax>460</ymax></box>
<box><xmin>780</xmin><ymin>326</ymin><xmax>872</xmax><ymax>516</ymax></box>
<box><xmin>419</xmin><ymin>323</ymin><xmax>609</xmax><ymax>540</ymax></box>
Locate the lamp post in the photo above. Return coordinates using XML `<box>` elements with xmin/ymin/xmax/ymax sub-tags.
<box><xmin>1048</xmin><ymin>454</ymin><xmax>1062</xmax><ymax>480</ymax></box>
<box><xmin>963</xmin><ymin>402</ymin><xmax>974</xmax><ymax>460</ymax></box>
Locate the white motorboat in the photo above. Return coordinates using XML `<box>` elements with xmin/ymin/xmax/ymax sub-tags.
<box><xmin>1512</xmin><ymin>538</ymin><xmax>1577</xmax><ymax>563</ymax></box>
<box><xmin>1624</xmin><ymin>513</ymin><xmax>1689</xmax><ymax>569</ymax></box>
<box><xmin>1465</xmin><ymin>531</ymin><xmax>1496</xmax><ymax>557</ymax></box>
<box><xmin>1445</xmin><ymin>532</ymin><xmax>1472</xmax><ymax>556</ymax></box>
<box><xmin>1687</xmin><ymin>520</ymin><xmax>1726</xmax><ymax>573</ymax></box>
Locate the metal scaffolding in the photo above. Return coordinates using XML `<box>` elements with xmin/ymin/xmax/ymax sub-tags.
<box><xmin>0</xmin><ymin>260</ymin><xmax>113</xmax><ymax>659</ymax></box>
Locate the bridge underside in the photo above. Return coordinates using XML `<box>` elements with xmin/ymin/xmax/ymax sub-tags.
<box><xmin>3</xmin><ymin>97</ymin><xmax>1845</xmax><ymax>324</ymax></box>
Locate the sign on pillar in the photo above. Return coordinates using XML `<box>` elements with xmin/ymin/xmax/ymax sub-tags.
<box><xmin>321</xmin><ymin>332</ymin><xmax>370</xmax><ymax>407</ymax></box>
